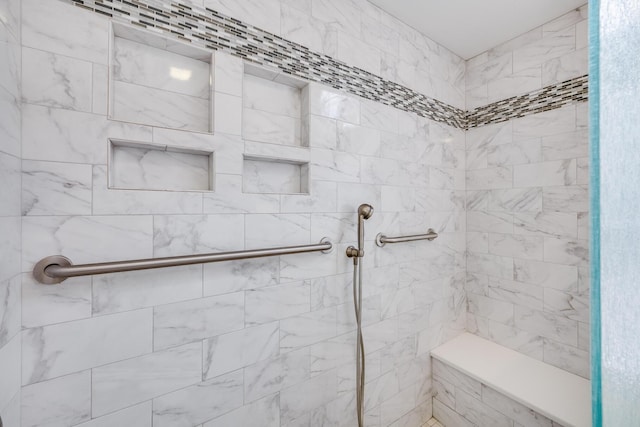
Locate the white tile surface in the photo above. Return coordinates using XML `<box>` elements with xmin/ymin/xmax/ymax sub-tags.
<box><xmin>431</xmin><ymin>333</ymin><xmax>591</xmax><ymax>427</ymax></box>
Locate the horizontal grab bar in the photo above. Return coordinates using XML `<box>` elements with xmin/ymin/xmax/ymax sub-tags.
<box><xmin>33</xmin><ymin>238</ymin><xmax>333</xmax><ymax>285</ymax></box>
<box><xmin>375</xmin><ymin>229</ymin><xmax>438</xmax><ymax>247</ymax></box>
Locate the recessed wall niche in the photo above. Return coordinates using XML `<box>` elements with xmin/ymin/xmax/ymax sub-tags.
<box><xmin>243</xmin><ymin>156</ymin><xmax>309</xmax><ymax>195</ymax></box>
<box><xmin>242</xmin><ymin>64</ymin><xmax>309</xmax><ymax>147</ymax></box>
<box><xmin>109</xmin><ymin>139</ymin><xmax>214</xmax><ymax>192</ymax></box>
<box><xmin>109</xmin><ymin>23</ymin><xmax>214</xmax><ymax>133</ymax></box>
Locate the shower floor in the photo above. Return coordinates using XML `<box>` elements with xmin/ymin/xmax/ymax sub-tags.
<box><xmin>425</xmin><ymin>417</ymin><xmax>444</xmax><ymax>427</ymax></box>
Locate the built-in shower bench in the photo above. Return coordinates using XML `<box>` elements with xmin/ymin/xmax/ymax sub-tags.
<box><xmin>430</xmin><ymin>333</ymin><xmax>591</xmax><ymax>427</ymax></box>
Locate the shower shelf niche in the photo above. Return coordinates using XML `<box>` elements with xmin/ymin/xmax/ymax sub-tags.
<box><xmin>242</xmin><ymin>63</ymin><xmax>310</xmax><ymax>147</ymax></box>
<box><xmin>109</xmin><ymin>139</ymin><xmax>214</xmax><ymax>192</ymax></box>
<box><xmin>108</xmin><ymin>23</ymin><xmax>214</xmax><ymax>134</ymax></box>
<box><xmin>242</xmin><ymin>155</ymin><xmax>309</xmax><ymax>195</ymax></box>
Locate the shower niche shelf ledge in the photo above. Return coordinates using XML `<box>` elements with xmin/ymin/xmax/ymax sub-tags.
<box><xmin>242</xmin><ymin>63</ymin><xmax>310</xmax><ymax>147</ymax></box>
<box><xmin>109</xmin><ymin>139</ymin><xmax>214</xmax><ymax>192</ymax></box>
<box><xmin>243</xmin><ymin>155</ymin><xmax>310</xmax><ymax>195</ymax></box>
<box><xmin>108</xmin><ymin>23</ymin><xmax>214</xmax><ymax>134</ymax></box>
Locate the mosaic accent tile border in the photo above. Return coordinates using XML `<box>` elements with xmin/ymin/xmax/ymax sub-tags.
<box><xmin>63</xmin><ymin>0</ymin><xmax>467</xmax><ymax>128</ymax></box>
<box><xmin>62</xmin><ymin>0</ymin><xmax>588</xmax><ymax>130</ymax></box>
<box><xmin>466</xmin><ymin>74</ymin><xmax>589</xmax><ymax>128</ymax></box>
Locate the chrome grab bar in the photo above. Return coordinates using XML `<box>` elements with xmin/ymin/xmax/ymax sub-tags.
<box><xmin>375</xmin><ymin>229</ymin><xmax>438</xmax><ymax>247</ymax></box>
<box><xmin>33</xmin><ymin>238</ymin><xmax>333</xmax><ymax>285</ymax></box>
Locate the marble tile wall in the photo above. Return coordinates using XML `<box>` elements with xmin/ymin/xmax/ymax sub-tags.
<box><xmin>0</xmin><ymin>0</ymin><xmax>22</xmax><ymax>425</ymax></box>
<box><xmin>15</xmin><ymin>0</ymin><xmax>467</xmax><ymax>426</ymax></box>
<box><xmin>431</xmin><ymin>359</ymin><xmax>561</xmax><ymax>427</ymax></box>
<box><xmin>464</xmin><ymin>5</ymin><xmax>590</xmax><ymax>380</ymax></box>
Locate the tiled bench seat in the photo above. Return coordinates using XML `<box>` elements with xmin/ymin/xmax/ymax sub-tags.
<box><xmin>430</xmin><ymin>333</ymin><xmax>591</xmax><ymax>427</ymax></box>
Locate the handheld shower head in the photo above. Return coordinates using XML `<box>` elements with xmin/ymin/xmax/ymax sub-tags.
<box><xmin>358</xmin><ymin>204</ymin><xmax>374</xmax><ymax>220</ymax></box>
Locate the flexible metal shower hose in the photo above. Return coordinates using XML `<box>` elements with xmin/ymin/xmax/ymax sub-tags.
<box><xmin>353</xmin><ymin>260</ymin><xmax>366</xmax><ymax>427</ymax></box>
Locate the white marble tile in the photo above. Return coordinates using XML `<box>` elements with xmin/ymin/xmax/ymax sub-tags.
<box><xmin>0</xmin><ymin>334</ymin><xmax>19</xmax><ymax>411</ymax></box>
<box><xmin>307</xmin><ymin>84</ymin><xmax>360</xmax><ymax>124</ymax></box>
<box><xmin>22</xmin><ymin>160</ymin><xmax>92</xmax><ymax>216</ymax></box>
<box><xmin>280</xmin><ymin>180</ymin><xmax>337</xmax><ymax>213</ymax></box>
<box><xmin>543</xmin><ymin>185</ymin><xmax>589</xmax><ymax>212</ymax></box>
<box><xmin>0</xmin><ymin>217</ymin><xmax>19</xmax><ymax>284</ymax></box>
<box><xmin>543</xmin><ymin>9</ymin><xmax>585</xmax><ymax>35</ymax></box>
<box><xmin>0</xmin><ymin>87</ymin><xmax>20</xmax><ymax>158</ymax></box>
<box><xmin>244</xmin><ymin>73</ymin><xmax>301</xmax><ymax>117</ymax></box>
<box><xmin>204</xmin><ymin>322</ymin><xmax>279</xmax><ymax>379</ymax></box>
<box><xmin>466</xmin><ymin>121</ymin><xmax>512</xmax><ymax>151</ymax></box>
<box><xmin>245</xmin><ymin>213</ymin><xmax>310</xmax><ymax>248</ymax></box>
<box><xmin>92</xmin><ymin>64</ymin><xmax>108</xmax><ymax>115</ymax></box>
<box><xmin>311</xmin><ymin>0</ymin><xmax>360</xmax><ymax>36</ymax></box>
<box><xmin>311</xmin><ymin>148</ymin><xmax>361</xmax><ymax>183</ymax></box>
<box><xmin>213</xmin><ymin>92</ymin><xmax>242</xmax><ymax>135</ymax></box>
<box><xmin>22</xmin><ymin>215</ymin><xmax>152</xmax><ymax>271</ymax></box>
<box><xmin>0</xmin><ymin>0</ymin><xmax>20</xmax><ymax>43</ymax></box>
<box><xmin>455</xmin><ymin>388</ymin><xmax>512</xmax><ymax>427</ymax></box>
<box><xmin>487</xmin><ymin>277</ymin><xmax>544</xmax><ymax>311</ymax></box>
<box><xmin>467</xmin><ymin>293</ymin><xmax>514</xmax><ymax>324</ymax></box>
<box><xmin>22</xmin><ymin>274</ymin><xmax>91</xmax><ymax>328</ymax></box>
<box><xmin>203</xmin><ymin>255</ymin><xmax>278</xmax><ymax>296</ymax></box>
<box><xmin>466</xmin><ymin>252</ymin><xmax>513</xmax><ymax>280</ymax></box>
<box><xmin>22</xmin><ymin>309</ymin><xmax>152</xmax><ymax>385</ymax></box>
<box><xmin>514</xmin><ymin>211</ymin><xmax>578</xmax><ymax>238</ymax></box>
<box><xmin>21</xmin><ymin>370</ymin><xmax>91</xmax><ymax>427</ymax></box>
<box><xmin>203</xmin><ymin>174</ymin><xmax>280</xmax><ymax>214</ymax></box>
<box><xmin>541</xmin><ymin>129</ymin><xmax>588</xmax><ymax>161</ymax></box>
<box><xmin>466</xmin><ymin>167</ymin><xmax>512</xmax><ymax>190</ymax></box>
<box><xmin>432</xmin><ymin>358</ymin><xmax>482</xmax><ymax>399</ymax></box>
<box><xmin>576</xmin><ymin>157</ymin><xmax>589</xmax><ymax>185</ymax></box>
<box><xmin>543</xmin><ymin>237</ymin><xmax>589</xmax><ymax>266</ymax></box>
<box><xmin>513</xmin><ymin>306</ymin><xmax>578</xmax><ymax>346</ymax></box>
<box><xmin>280</xmin><ymin>370</ymin><xmax>338</xmax><ymax>425</ymax></box>
<box><xmin>512</xmin><ymin>105</ymin><xmax>576</xmax><ymax>140</ymax></box>
<box><xmin>488</xmin><ymin>188</ymin><xmax>542</xmax><ymax>212</ymax></box>
<box><xmin>243</xmin><ymin>158</ymin><xmax>306</xmax><ymax>194</ymax></box>
<box><xmin>467</xmin><ymin>211</ymin><xmax>513</xmax><ymax>234</ymax></box>
<box><xmin>0</xmin><ymin>275</ymin><xmax>19</xmax><ymax>350</ymax></box>
<box><xmin>513</xmin><ymin>259</ymin><xmax>578</xmax><ymax>292</ymax></box>
<box><xmin>488</xmin><ymin>66</ymin><xmax>542</xmax><ymax>103</ymax></box>
<box><xmin>576</xmin><ymin>20</ymin><xmax>588</xmax><ymax>50</ymax></box>
<box><xmin>22</xmin><ymin>0</ymin><xmax>109</xmax><ymax>64</ymax></box>
<box><xmin>244</xmin><ymin>347</ymin><xmax>310</xmax><ymax>402</ymax></box>
<box><xmin>280</xmin><ymin>307</ymin><xmax>337</xmax><ymax>351</ymax></box>
<box><xmin>308</xmin><ymin>115</ymin><xmax>337</xmax><ymax>149</ymax></box>
<box><xmin>93</xmin><ymin>165</ymin><xmax>203</xmax><ymax>215</ymax></box>
<box><xmin>512</xmin><ymin>26</ymin><xmax>576</xmax><ymax>72</ymax></box>
<box><xmin>466</xmin><ymin>53</ymin><xmax>513</xmax><ymax>89</ymax></box>
<box><xmin>112</xmin><ymin>81</ymin><xmax>210</xmax><ymax>132</ymax></box>
<box><xmin>110</xmin><ymin>142</ymin><xmax>211</xmax><ymax>192</ymax></box>
<box><xmin>336</xmin><ymin>122</ymin><xmax>380</xmax><ymax>156</ymax></box>
<box><xmin>487</xmin><ymin>139</ymin><xmax>542</xmax><ymax>167</ymax></box>
<box><xmin>204</xmin><ymin>393</ymin><xmax>279</xmax><ymax>427</ymax></box>
<box><xmin>75</xmin><ymin>402</ymin><xmax>152</xmax><ymax>427</ymax></box>
<box><xmin>481</xmin><ymin>384</ymin><xmax>553</xmax><ymax>427</ymax></box>
<box><xmin>243</xmin><ymin>108</ymin><xmax>301</xmax><ymax>146</ymax></box>
<box><xmin>22</xmin><ymin>104</ymin><xmax>152</xmax><ymax>164</ymax></box>
<box><xmin>153</xmin><ymin>214</ymin><xmax>243</xmax><ymax>256</ymax></box>
<box><xmin>281</xmin><ymin>4</ymin><xmax>336</xmax><ymax>55</ymax></box>
<box><xmin>213</xmin><ymin>51</ymin><xmax>243</xmax><ymax>96</ymax></box>
<box><xmin>152</xmin><ymin>370</ymin><xmax>243</xmax><ymax>427</ymax></box>
<box><xmin>543</xmin><ymin>339</ymin><xmax>589</xmax><ymax>379</ymax></box>
<box><xmin>22</xmin><ymin>47</ymin><xmax>92</xmax><ymax>112</ymax></box>
<box><xmin>280</xmin><ymin>248</ymin><xmax>338</xmax><ymax>282</ymax></box>
<box><xmin>488</xmin><ymin>320</ymin><xmax>544</xmax><ymax>360</ymax></box>
<box><xmin>114</xmin><ymin>37</ymin><xmax>211</xmax><ymax>98</ymax></box>
<box><xmin>336</xmin><ymin>182</ymin><xmax>381</xmax><ymax>213</ymax></box>
<box><xmin>245</xmin><ymin>280</ymin><xmax>310</xmax><ymax>325</ymax></box>
<box><xmin>0</xmin><ymin>152</ymin><xmax>19</xmax><ymax>217</ymax></box>
<box><xmin>513</xmin><ymin>159</ymin><xmax>576</xmax><ymax>187</ymax></box>
<box><xmin>203</xmin><ymin>0</ymin><xmax>281</xmax><ymax>35</ymax></box>
<box><xmin>488</xmin><ymin>233</ymin><xmax>543</xmax><ymax>260</ymax></box>
<box><xmin>0</xmin><ymin>40</ymin><xmax>19</xmax><ymax>100</ymax></box>
<box><xmin>487</xmin><ymin>26</ymin><xmax>542</xmax><ymax>61</ymax></box>
<box><xmin>544</xmin><ymin>288</ymin><xmax>589</xmax><ymax>323</ymax></box>
<box><xmin>542</xmin><ymin>48</ymin><xmax>588</xmax><ymax>86</ymax></box>
<box><xmin>92</xmin><ymin>264</ymin><xmax>202</xmax><ymax>315</ymax></box>
<box><xmin>310</xmin><ymin>273</ymin><xmax>352</xmax><ymax>310</ymax></box>
<box><xmin>153</xmin><ymin>292</ymin><xmax>244</xmax><ymax>350</ymax></box>
<box><xmin>360</xmin><ymin>101</ymin><xmax>398</xmax><ymax>133</ymax></box>
<box><xmin>92</xmin><ymin>342</ymin><xmax>202</xmax><ymax>417</ymax></box>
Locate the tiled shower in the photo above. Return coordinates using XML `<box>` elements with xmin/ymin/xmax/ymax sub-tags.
<box><xmin>0</xmin><ymin>0</ymin><xmax>588</xmax><ymax>426</ymax></box>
